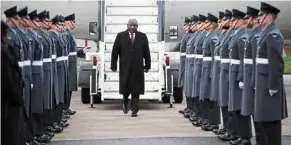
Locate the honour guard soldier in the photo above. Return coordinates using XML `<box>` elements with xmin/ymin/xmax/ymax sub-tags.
<box><xmin>183</xmin><ymin>16</ymin><xmax>198</xmax><ymax>118</ymax></box>
<box><xmin>227</xmin><ymin>9</ymin><xmax>253</xmax><ymax>145</ymax></box>
<box><xmin>27</xmin><ymin>9</ymin><xmax>52</xmax><ymax>143</ymax></box>
<box><xmin>64</xmin><ymin>13</ymin><xmax>78</xmax><ymax>115</ymax></box>
<box><xmin>200</xmin><ymin>13</ymin><xmax>220</xmax><ymax>132</ymax></box>
<box><xmin>2</xmin><ymin>7</ymin><xmax>26</xmax><ymax>145</ymax></box>
<box><xmin>37</xmin><ymin>10</ymin><xmax>57</xmax><ymax>140</ymax></box>
<box><xmin>187</xmin><ymin>15</ymin><xmax>200</xmax><ymax>120</ymax></box>
<box><xmin>191</xmin><ymin>14</ymin><xmax>207</xmax><ymax>127</ymax></box>
<box><xmin>242</xmin><ymin>6</ymin><xmax>266</xmax><ymax>145</ymax></box>
<box><xmin>210</xmin><ymin>11</ymin><xmax>228</xmax><ymax>135</ymax></box>
<box><xmin>17</xmin><ymin>6</ymin><xmax>43</xmax><ymax>145</ymax></box>
<box><xmin>255</xmin><ymin>2</ymin><xmax>288</xmax><ymax>145</ymax></box>
<box><xmin>217</xmin><ymin>9</ymin><xmax>237</xmax><ymax>142</ymax></box>
<box><xmin>48</xmin><ymin>15</ymin><xmax>66</xmax><ymax>133</ymax></box>
<box><xmin>178</xmin><ymin>17</ymin><xmax>192</xmax><ymax>115</ymax></box>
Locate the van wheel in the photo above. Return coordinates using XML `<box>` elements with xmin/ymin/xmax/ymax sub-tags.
<box><xmin>81</xmin><ymin>88</ymin><xmax>90</xmax><ymax>104</ymax></box>
<box><xmin>162</xmin><ymin>94</ymin><xmax>170</xmax><ymax>103</ymax></box>
<box><xmin>173</xmin><ymin>87</ymin><xmax>183</xmax><ymax>103</ymax></box>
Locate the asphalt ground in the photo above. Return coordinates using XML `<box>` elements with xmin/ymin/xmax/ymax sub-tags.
<box><xmin>48</xmin><ymin>88</ymin><xmax>291</xmax><ymax>145</ymax></box>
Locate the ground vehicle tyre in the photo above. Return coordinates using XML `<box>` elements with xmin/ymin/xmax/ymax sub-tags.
<box><xmin>162</xmin><ymin>94</ymin><xmax>170</xmax><ymax>103</ymax></box>
<box><xmin>81</xmin><ymin>88</ymin><xmax>90</xmax><ymax>104</ymax></box>
<box><xmin>95</xmin><ymin>93</ymin><xmax>102</xmax><ymax>104</ymax></box>
<box><xmin>81</xmin><ymin>88</ymin><xmax>102</xmax><ymax>104</ymax></box>
<box><xmin>173</xmin><ymin>87</ymin><xmax>183</xmax><ymax>103</ymax></box>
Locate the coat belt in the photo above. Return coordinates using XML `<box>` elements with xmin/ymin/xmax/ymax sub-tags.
<box><xmin>180</xmin><ymin>53</ymin><xmax>186</xmax><ymax>56</ymax></box>
<box><xmin>220</xmin><ymin>58</ymin><xmax>230</xmax><ymax>63</ymax></box>
<box><xmin>18</xmin><ymin>60</ymin><xmax>32</xmax><ymax>67</ymax></box>
<box><xmin>43</xmin><ymin>58</ymin><xmax>52</xmax><ymax>63</ymax></box>
<box><xmin>203</xmin><ymin>57</ymin><xmax>212</xmax><ymax>61</ymax></box>
<box><xmin>256</xmin><ymin>58</ymin><xmax>268</xmax><ymax>64</ymax></box>
<box><xmin>214</xmin><ymin>56</ymin><xmax>221</xmax><ymax>61</ymax></box>
<box><xmin>186</xmin><ymin>54</ymin><xmax>195</xmax><ymax>58</ymax></box>
<box><xmin>56</xmin><ymin>56</ymin><xmax>68</xmax><ymax>62</ymax></box>
<box><xmin>196</xmin><ymin>55</ymin><xmax>203</xmax><ymax>59</ymax></box>
<box><xmin>230</xmin><ymin>59</ymin><xmax>240</xmax><ymax>64</ymax></box>
<box><xmin>32</xmin><ymin>60</ymin><xmax>43</xmax><ymax>66</ymax></box>
<box><xmin>243</xmin><ymin>58</ymin><xmax>253</xmax><ymax>64</ymax></box>
<box><xmin>69</xmin><ymin>52</ymin><xmax>77</xmax><ymax>56</ymax></box>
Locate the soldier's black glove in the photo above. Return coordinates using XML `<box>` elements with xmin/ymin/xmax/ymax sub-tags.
<box><xmin>111</xmin><ymin>68</ymin><xmax>117</xmax><ymax>72</ymax></box>
<box><xmin>144</xmin><ymin>69</ymin><xmax>149</xmax><ymax>73</ymax></box>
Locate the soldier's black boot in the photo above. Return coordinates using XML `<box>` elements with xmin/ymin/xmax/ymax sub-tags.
<box><xmin>230</xmin><ymin>138</ymin><xmax>252</xmax><ymax>145</ymax></box>
<box><xmin>218</xmin><ymin>132</ymin><xmax>238</xmax><ymax>142</ymax></box>
<box><xmin>27</xmin><ymin>140</ymin><xmax>45</xmax><ymax>145</ymax></box>
<box><xmin>213</xmin><ymin>127</ymin><xmax>226</xmax><ymax>135</ymax></box>
<box><xmin>67</xmin><ymin>109</ymin><xmax>76</xmax><ymax>115</ymax></box>
<box><xmin>202</xmin><ymin>124</ymin><xmax>219</xmax><ymax>131</ymax></box>
<box><xmin>34</xmin><ymin>134</ymin><xmax>52</xmax><ymax>143</ymax></box>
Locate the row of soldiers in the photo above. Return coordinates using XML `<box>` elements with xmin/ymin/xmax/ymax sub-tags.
<box><xmin>178</xmin><ymin>2</ymin><xmax>288</xmax><ymax>145</ymax></box>
<box><xmin>2</xmin><ymin>6</ymin><xmax>78</xmax><ymax>145</ymax></box>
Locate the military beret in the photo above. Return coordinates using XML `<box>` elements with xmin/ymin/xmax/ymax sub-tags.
<box><xmin>46</xmin><ymin>11</ymin><xmax>50</xmax><ymax>20</ymax></box>
<box><xmin>198</xmin><ymin>14</ymin><xmax>207</xmax><ymax>22</ymax></box>
<box><xmin>184</xmin><ymin>17</ymin><xmax>190</xmax><ymax>24</ymax></box>
<box><xmin>191</xmin><ymin>15</ymin><xmax>199</xmax><ymax>23</ymax></box>
<box><xmin>219</xmin><ymin>11</ymin><xmax>225</xmax><ymax>19</ymax></box>
<box><xmin>224</xmin><ymin>9</ymin><xmax>232</xmax><ymax>19</ymax></box>
<box><xmin>28</xmin><ymin>10</ymin><xmax>38</xmax><ymax>20</ymax></box>
<box><xmin>38</xmin><ymin>10</ymin><xmax>48</xmax><ymax>21</ymax></box>
<box><xmin>59</xmin><ymin>15</ymin><xmax>65</xmax><ymax>23</ymax></box>
<box><xmin>232</xmin><ymin>9</ymin><xmax>246</xmax><ymax>20</ymax></box>
<box><xmin>259</xmin><ymin>2</ymin><xmax>280</xmax><ymax>16</ymax></box>
<box><xmin>206</xmin><ymin>13</ymin><xmax>218</xmax><ymax>22</ymax></box>
<box><xmin>4</xmin><ymin>6</ymin><xmax>18</xmax><ymax>18</ymax></box>
<box><xmin>245</xmin><ymin>6</ymin><xmax>260</xmax><ymax>19</ymax></box>
<box><xmin>17</xmin><ymin>6</ymin><xmax>29</xmax><ymax>19</ymax></box>
<box><xmin>64</xmin><ymin>13</ymin><xmax>75</xmax><ymax>21</ymax></box>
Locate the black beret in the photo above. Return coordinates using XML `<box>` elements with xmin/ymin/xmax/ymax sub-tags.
<box><xmin>38</xmin><ymin>10</ymin><xmax>47</xmax><ymax>21</ymax></box>
<box><xmin>28</xmin><ymin>10</ymin><xmax>38</xmax><ymax>20</ymax></box>
<box><xmin>4</xmin><ymin>6</ymin><xmax>18</xmax><ymax>18</ymax></box>
<box><xmin>206</xmin><ymin>13</ymin><xmax>218</xmax><ymax>22</ymax></box>
<box><xmin>232</xmin><ymin>9</ymin><xmax>246</xmax><ymax>19</ymax></box>
<box><xmin>224</xmin><ymin>9</ymin><xmax>232</xmax><ymax>19</ymax></box>
<box><xmin>198</xmin><ymin>14</ymin><xmax>207</xmax><ymax>22</ymax></box>
<box><xmin>64</xmin><ymin>13</ymin><xmax>75</xmax><ymax>21</ymax></box>
<box><xmin>245</xmin><ymin>6</ymin><xmax>260</xmax><ymax>19</ymax></box>
<box><xmin>184</xmin><ymin>17</ymin><xmax>190</xmax><ymax>24</ymax></box>
<box><xmin>219</xmin><ymin>11</ymin><xmax>225</xmax><ymax>19</ymax></box>
<box><xmin>191</xmin><ymin>15</ymin><xmax>199</xmax><ymax>23</ymax></box>
<box><xmin>59</xmin><ymin>15</ymin><xmax>65</xmax><ymax>23</ymax></box>
<box><xmin>259</xmin><ymin>2</ymin><xmax>280</xmax><ymax>16</ymax></box>
<box><xmin>17</xmin><ymin>6</ymin><xmax>29</xmax><ymax>19</ymax></box>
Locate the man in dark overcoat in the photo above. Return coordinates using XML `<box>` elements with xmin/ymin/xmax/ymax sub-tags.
<box><xmin>110</xmin><ymin>19</ymin><xmax>151</xmax><ymax>117</ymax></box>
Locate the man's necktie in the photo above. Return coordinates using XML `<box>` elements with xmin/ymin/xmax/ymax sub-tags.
<box><xmin>130</xmin><ymin>33</ymin><xmax>134</xmax><ymax>44</ymax></box>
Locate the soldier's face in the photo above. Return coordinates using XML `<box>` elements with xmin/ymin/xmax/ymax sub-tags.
<box><xmin>183</xmin><ymin>25</ymin><xmax>188</xmax><ymax>31</ymax></box>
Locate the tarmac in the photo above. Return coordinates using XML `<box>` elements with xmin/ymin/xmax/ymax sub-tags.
<box><xmin>49</xmin><ymin>81</ymin><xmax>291</xmax><ymax>145</ymax></box>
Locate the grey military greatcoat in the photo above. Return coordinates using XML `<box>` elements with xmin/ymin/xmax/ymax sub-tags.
<box><xmin>218</xmin><ymin>30</ymin><xmax>234</xmax><ymax>107</ymax></box>
<box><xmin>184</xmin><ymin>32</ymin><xmax>197</xmax><ymax>97</ymax></box>
<box><xmin>200</xmin><ymin>30</ymin><xmax>217</xmax><ymax>100</ymax></box>
<box><xmin>241</xmin><ymin>27</ymin><xmax>262</xmax><ymax>116</ymax></box>
<box><xmin>48</xmin><ymin>31</ymin><xmax>60</xmax><ymax>104</ymax></box>
<box><xmin>28</xmin><ymin>30</ymin><xmax>44</xmax><ymax>114</ymax></box>
<box><xmin>67</xmin><ymin>30</ymin><xmax>78</xmax><ymax>91</ymax></box>
<box><xmin>254</xmin><ymin>24</ymin><xmax>288</xmax><ymax>122</ymax></box>
<box><xmin>228</xmin><ymin>28</ymin><xmax>248</xmax><ymax>112</ymax></box>
<box><xmin>178</xmin><ymin>32</ymin><xmax>191</xmax><ymax>89</ymax></box>
<box><xmin>16</xmin><ymin>29</ymin><xmax>33</xmax><ymax>116</ymax></box>
<box><xmin>210</xmin><ymin>31</ymin><xmax>227</xmax><ymax>101</ymax></box>
<box><xmin>39</xmin><ymin>31</ymin><xmax>53</xmax><ymax>110</ymax></box>
<box><xmin>192</xmin><ymin>31</ymin><xmax>207</xmax><ymax>98</ymax></box>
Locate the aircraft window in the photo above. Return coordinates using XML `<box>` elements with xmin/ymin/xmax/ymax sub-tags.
<box><xmin>169</xmin><ymin>26</ymin><xmax>178</xmax><ymax>39</ymax></box>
